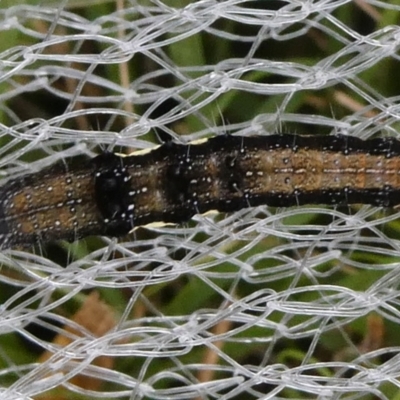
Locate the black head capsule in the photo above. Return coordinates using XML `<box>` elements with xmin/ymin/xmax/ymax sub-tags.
<box><xmin>91</xmin><ymin>152</ymin><xmax>135</xmax><ymax>236</ymax></box>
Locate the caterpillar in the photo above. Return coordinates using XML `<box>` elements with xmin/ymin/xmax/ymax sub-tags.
<box><xmin>1</xmin><ymin>133</ymin><xmax>400</xmax><ymax>249</ymax></box>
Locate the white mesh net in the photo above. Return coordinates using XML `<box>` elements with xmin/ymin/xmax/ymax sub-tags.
<box><xmin>1</xmin><ymin>0</ymin><xmax>400</xmax><ymax>399</ymax></box>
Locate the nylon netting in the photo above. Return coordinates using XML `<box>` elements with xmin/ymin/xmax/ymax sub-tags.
<box><xmin>0</xmin><ymin>0</ymin><xmax>400</xmax><ymax>399</ymax></box>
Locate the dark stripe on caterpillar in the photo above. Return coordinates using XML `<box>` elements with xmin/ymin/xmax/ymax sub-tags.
<box><xmin>1</xmin><ymin>133</ymin><xmax>400</xmax><ymax>249</ymax></box>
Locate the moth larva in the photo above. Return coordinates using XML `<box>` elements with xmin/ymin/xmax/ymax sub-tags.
<box><xmin>1</xmin><ymin>134</ymin><xmax>399</xmax><ymax>249</ymax></box>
